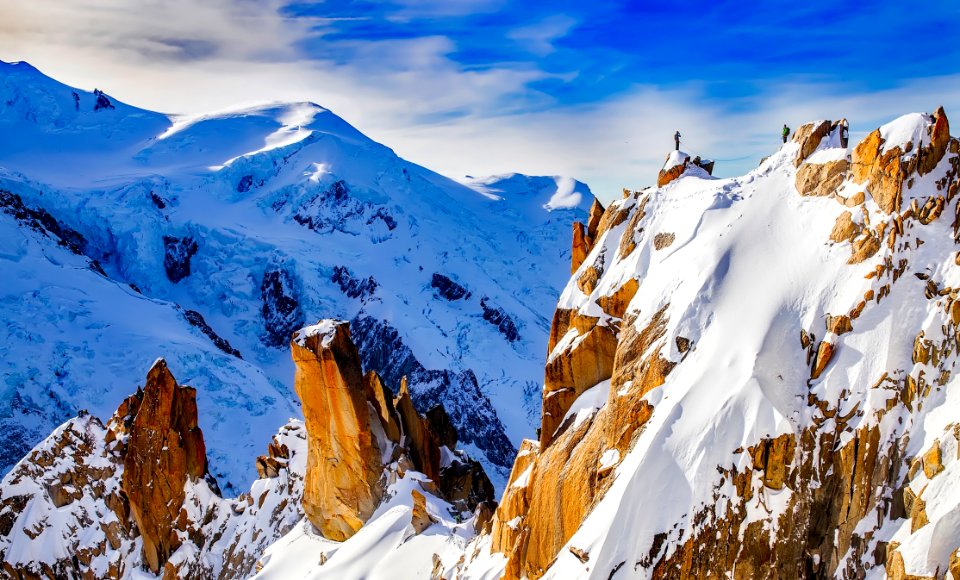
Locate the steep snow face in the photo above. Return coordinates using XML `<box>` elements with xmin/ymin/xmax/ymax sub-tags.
<box><xmin>0</xmin><ymin>60</ymin><xmax>593</xmax><ymax>493</ymax></box>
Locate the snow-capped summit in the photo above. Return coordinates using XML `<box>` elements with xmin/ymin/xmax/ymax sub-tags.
<box><xmin>0</xmin><ymin>60</ymin><xmax>594</xmax><ymax>493</ymax></box>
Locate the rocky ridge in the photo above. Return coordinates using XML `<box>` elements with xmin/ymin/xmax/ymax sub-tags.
<box><xmin>0</xmin><ymin>320</ymin><xmax>493</xmax><ymax>578</ymax></box>
<box><xmin>452</xmin><ymin>107</ymin><xmax>960</xmax><ymax>579</ymax></box>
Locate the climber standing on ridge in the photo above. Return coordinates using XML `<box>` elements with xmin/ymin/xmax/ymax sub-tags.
<box><xmin>840</xmin><ymin>119</ymin><xmax>850</xmax><ymax>148</ymax></box>
<box><xmin>674</xmin><ymin>130</ymin><xmax>681</xmax><ymax>151</ymax></box>
<box><xmin>782</xmin><ymin>124</ymin><xmax>790</xmax><ymax>144</ymax></box>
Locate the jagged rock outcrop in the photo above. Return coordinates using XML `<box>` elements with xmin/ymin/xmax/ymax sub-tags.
<box><xmin>852</xmin><ymin>108</ymin><xmax>950</xmax><ymax>214</ymax></box>
<box><xmin>793</xmin><ymin>119</ymin><xmax>834</xmax><ymax>166</ymax></box>
<box><xmin>796</xmin><ymin>158</ymin><xmax>850</xmax><ymax>197</ymax></box>
<box><xmin>540</xmin><ymin>314</ymin><xmax>618</xmax><ymax>446</ymax></box>
<box><xmin>571</xmin><ymin>198</ymin><xmax>605</xmax><ymax>272</ymax></box>
<box><xmin>291</xmin><ymin>319</ymin><xmax>496</xmax><ymax>540</ymax></box>
<box><xmin>465</xmin><ymin>109</ymin><xmax>960</xmax><ymax>580</ymax></box>
<box><xmin>291</xmin><ymin>320</ymin><xmax>386</xmax><ymax>541</ymax></box>
<box><xmin>410</xmin><ymin>489</ymin><xmax>437</xmax><ymax>534</ymax></box>
<box><xmin>396</xmin><ymin>377</ymin><xmax>443</xmax><ymax>484</ymax></box>
<box><xmin>657</xmin><ymin>151</ymin><xmax>715</xmax><ymax>187</ymax></box>
<box><xmin>349</xmin><ymin>314</ymin><xmax>517</xmax><ymax>472</ymax></box>
<box><xmin>1</xmin><ymin>319</ymin><xmax>497</xmax><ymax>577</ymax></box>
<box><xmin>121</xmin><ymin>359</ymin><xmax>207</xmax><ymax>574</ymax></box>
<box><xmin>162</xmin><ymin>236</ymin><xmax>199</xmax><ymax>283</ymax></box>
<box><xmin>0</xmin><ymin>362</ymin><xmax>307</xmax><ymax>579</ymax></box>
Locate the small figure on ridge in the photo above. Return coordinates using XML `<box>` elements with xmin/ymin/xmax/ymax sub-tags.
<box><xmin>782</xmin><ymin>124</ymin><xmax>790</xmax><ymax>144</ymax></box>
<box><xmin>674</xmin><ymin>130</ymin><xmax>681</xmax><ymax>151</ymax></box>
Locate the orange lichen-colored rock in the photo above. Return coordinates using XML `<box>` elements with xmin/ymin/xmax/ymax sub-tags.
<box><xmin>410</xmin><ymin>489</ymin><xmax>437</xmax><ymax>534</ymax></box>
<box><xmin>611</xmin><ymin>306</ymin><xmax>671</xmax><ymax>392</ymax></box>
<box><xmin>492</xmin><ymin>439</ymin><xmax>540</xmax><ymax>554</ymax></box>
<box><xmin>617</xmin><ymin>195</ymin><xmax>649</xmax><ymax>259</ymax></box>
<box><xmin>395</xmin><ymin>378</ymin><xmax>442</xmax><ymax>483</ymax></box>
<box><xmin>541</xmin><ymin>316</ymin><xmax>618</xmax><ymax>446</ymax></box>
<box><xmin>750</xmin><ymin>434</ymin><xmax>797</xmax><ymax>490</ymax></box>
<box><xmin>657</xmin><ymin>162</ymin><xmax>686</xmax><ymax>187</ymax></box>
<box><xmin>811</xmin><ymin>340</ymin><xmax>835</xmax><ymax>379</ymax></box>
<box><xmin>122</xmin><ymin>359</ymin><xmax>207</xmax><ymax>574</ymax></box>
<box><xmin>586</xmin><ymin>198</ymin><xmax>604</xmax><ymax>242</ymax></box>
<box><xmin>852</xmin><ymin>128</ymin><xmax>908</xmax><ymax>214</ymax></box>
<box><xmin>796</xmin><ymin>159</ymin><xmax>849</xmax><ymax>197</ymax></box>
<box><xmin>364</xmin><ymin>371</ymin><xmax>401</xmax><ymax>444</ymax></box>
<box><xmin>493</xmin><ymin>307</ymin><xmax>669</xmax><ymax>579</ymax></box>
<box><xmin>830</xmin><ymin>211</ymin><xmax>859</xmax><ymax>243</ymax></box>
<box><xmin>848</xmin><ymin>232</ymin><xmax>881</xmax><ymax>264</ymax></box>
<box><xmin>291</xmin><ymin>320</ymin><xmax>385</xmax><ymax>541</ymax></box>
<box><xmin>919</xmin><ymin>106</ymin><xmax>950</xmax><ymax>176</ymax></box>
<box><xmin>571</xmin><ymin>221</ymin><xmax>588</xmax><ymax>273</ymax></box>
<box><xmin>653</xmin><ymin>232</ymin><xmax>675</xmax><ymax>250</ymax></box>
<box><xmin>595</xmin><ymin>278</ymin><xmax>639</xmax><ymax>320</ymax></box>
<box><xmin>793</xmin><ymin>120</ymin><xmax>833</xmax><ymax>166</ymax></box>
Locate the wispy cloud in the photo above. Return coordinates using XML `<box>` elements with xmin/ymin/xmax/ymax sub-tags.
<box><xmin>509</xmin><ymin>15</ymin><xmax>577</xmax><ymax>56</ymax></box>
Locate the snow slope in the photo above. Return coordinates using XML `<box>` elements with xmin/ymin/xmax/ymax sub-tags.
<box><xmin>0</xmin><ymin>60</ymin><xmax>593</xmax><ymax>492</ymax></box>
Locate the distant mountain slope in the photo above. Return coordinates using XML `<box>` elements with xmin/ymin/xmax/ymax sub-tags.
<box><xmin>0</xmin><ymin>60</ymin><xmax>594</xmax><ymax>491</ymax></box>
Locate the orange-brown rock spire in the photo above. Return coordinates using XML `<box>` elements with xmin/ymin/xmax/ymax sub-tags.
<box><xmin>121</xmin><ymin>359</ymin><xmax>207</xmax><ymax>574</ymax></box>
<box><xmin>291</xmin><ymin>320</ymin><xmax>385</xmax><ymax>541</ymax></box>
<box><xmin>395</xmin><ymin>377</ymin><xmax>443</xmax><ymax>483</ymax></box>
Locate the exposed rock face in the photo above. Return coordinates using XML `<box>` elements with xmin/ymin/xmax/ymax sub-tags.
<box><xmin>571</xmin><ymin>221</ymin><xmax>589</xmax><ymax>273</ymax></box>
<box><xmin>0</xmin><ymin>361</ymin><xmax>310</xmax><ymax>579</ymax></box>
<box><xmin>852</xmin><ymin>110</ymin><xmax>949</xmax><ymax>214</ymax></box>
<box><xmin>162</xmin><ymin>235</ymin><xmax>198</xmax><ymax>283</ymax></box>
<box><xmin>291</xmin><ymin>320</ymin><xmax>385</xmax><ymax>541</ymax></box>
<box><xmin>571</xmin><ymin>198</ymin><xmax>606</xmax><ymax>273</ymax></box>
<box><xmin>492</xmin><ymin>308</ymin><xmax>668</xmax><ymax>578</ymax></box>
<box><xmin>479</xmin><ymin>297</ymin><xmax>520</xmax><ymax>342</ymax></box>
<box><xmin>586</xmin><ymin>198</ymin><xmax>603</xmax><ymax>242</ymax></box>
<box><xmin>0</xmin><ymin>414</ymin><xmax>129</xmax><ymax>579</ymax></box>
<box><xmin>431</xmin><ymin>272</ymin><xmax>471</xmax><ymax>301</ymax></box>
<box><xmin>793</xmin><ymin>119</ymin><xmax>834</xmax><ymax>166</ymax></box>
<box><xmin>920</xmin><ymin>106</ymin><xmax>950</xmax><ymax>176</ymax></box>
<box><xmin>657</xmin><ymin>162</ymin><xmax>686</xmax><ymax>187</ymax></box>
<box><xmin>349</xmin><ymin>314</ymin><xmax>517</xmax><ymax>471</ymax></box>
<box><xmin>291</xmin><ymin>319</ymin><xmax>496</xmax><ymax>539</ymax></box>
<box><xmin>396</xmin><ymin>378</ymin><xmax>443</xmax><ymax>484</ymax></box>
<box><xmin>331</xmin><ymin>265</ymin><xmax>379</xmax><ymax>300</ymax></box>
<box><xmin>796</xmin><ymin>158</ymin><xmax>850</xmax><ymax>197</ymax></box>
<box><xmin>364</xmin><ymin>371</ymin><xmax>402</xmax><ymax>443</ymax></box>
<box><xmin>121</xmin><ymin>359</ymin><xmax>207</xmax><ymax>574</ymax></box>
<box><xmin>657</xmin><ymin>153</ymin><xmax>714</xmax><ymax>187</ymax></box>
<box><xmin>852</xmin><ymin>129</ymin><xmax>907</xmax><ymax>214</ymax></box>
<box><xmin>261</xmin><ymin>267</ymin><xmax>304</xmax><ymax>347</ymax></box>
<box><xmin>439</xmin><ymin>457</ymin><xmax>496</xmax><ymax>514</ymax></box>
<box><xmin>540</xmin><ymin>314</ymin><xmax>618</xmax><ymax>446</ymax></box>
<box><xmin>410</xmin><ymin>489</ymin><xmax>437</xmax><ymax>534</ymax></box>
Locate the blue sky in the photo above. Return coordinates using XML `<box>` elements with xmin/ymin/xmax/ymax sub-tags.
<box><xmin>2</xmin><ymin>0</ymin><xmax>959</xmax><ymax>200</ymax></box>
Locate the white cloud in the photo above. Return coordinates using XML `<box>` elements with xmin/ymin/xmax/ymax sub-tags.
<box><xmin>508</xmin><ymin>14</ymin><xmax>577</xmax><ymax>56</ymax></box>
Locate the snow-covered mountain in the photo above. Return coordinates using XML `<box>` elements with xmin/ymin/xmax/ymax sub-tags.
<box><xmin>7</xmin><ymin>59</ymin><xmax>960</xmax><ymax>580</ymax></box>
<box><xmin>0</xmin><ymin>60</ymin><xmax>594</xmax><ymax>492</ymax></box>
